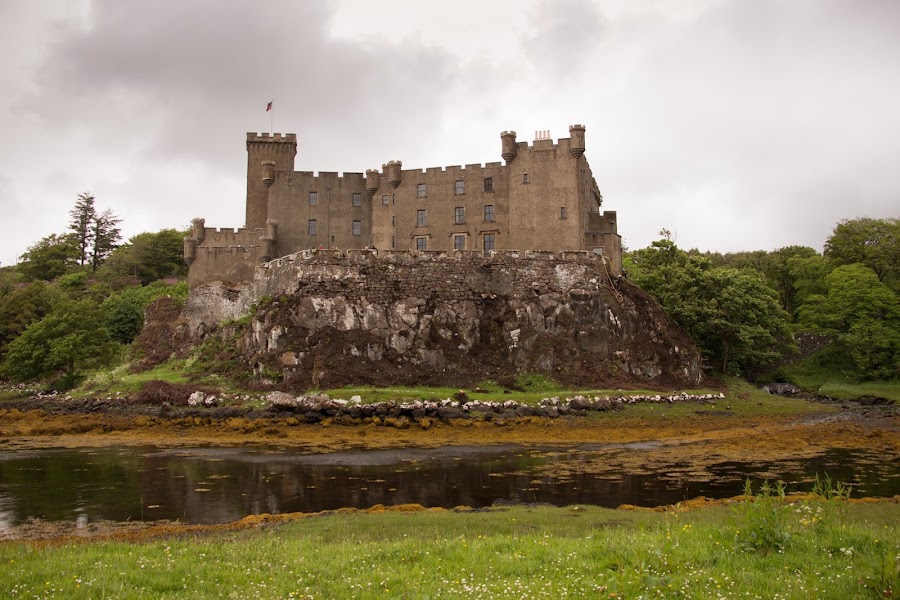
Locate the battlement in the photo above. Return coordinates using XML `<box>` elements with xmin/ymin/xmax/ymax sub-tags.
<box><xmin>246</xmin><ymin>132</ymin><xmax>297</xmax><ymax>143</ymax></box>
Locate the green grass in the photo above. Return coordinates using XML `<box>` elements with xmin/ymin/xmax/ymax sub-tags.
<box><xmin>81</xmin><ymin>360</ymin><xmax>191</xmax><ymax>395</ymax></box>
<box><xmin>817</xmin><ymin>381</ymin><xmax>900</xmax><ymax>403</ymax></box>
<box><xmin>1</xmin><ymin>502</ymin><xmax>896</xmax><ymax>599</ymax></box>
<box><xmin>778</xmin><ymin>344</ymin><xmax>900</xmax><ymax>402</ymax></box>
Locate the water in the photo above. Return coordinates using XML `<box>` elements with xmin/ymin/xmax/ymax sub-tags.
<box><xmin>0</xmin><ymin>444</ymin><xmax>897</xmax><ymax>529</ymax></box>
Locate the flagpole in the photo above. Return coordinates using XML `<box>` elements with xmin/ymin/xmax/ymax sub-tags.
<box><xmin>270</xmin><ymin>99</ymin><xmax>274</xmax><ymax>133</ymax></box>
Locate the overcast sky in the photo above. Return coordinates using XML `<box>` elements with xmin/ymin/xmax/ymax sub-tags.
<box><xmin>1</xmin><ymin>0</ymin><xmax>898</xmax><ymax>266</ymax></box>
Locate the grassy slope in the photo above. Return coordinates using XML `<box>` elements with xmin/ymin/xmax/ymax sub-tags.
<box><xmin>2</xmin><ymin>503</ymin><xmax>897</xmax><ymax>599</ymax></box>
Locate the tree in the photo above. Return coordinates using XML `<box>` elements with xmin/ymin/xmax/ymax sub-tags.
<box><xmin>0</xmin><ymin>283</ymin><xmax>56</xmax><ymax>360</ymax></box>
<box><xmin>797</xmin><ymin>263</ymin><xmax>900</xmax><ymax>380</ymax></box>
<box><xmin>1</xmin><ymin>299</ymin><xmax>117</xmax><ymax>382</ymax></box>
<box><xmin>628</xmin><ymin>232</ymin><xmax>793</xmax><ymax>375</ymax></box>
<box><xmin>69</xmin><ymin>192</ymin><xmax>96</xmax><ymax>268</ymax></box>
<box><xmin>90</xmin><ymin>208</ymin><xmax>122</xmax><ymax>272</ymax></box>
<box><xmin>98</xmin><ymin>229</ymin><xmax>188</xmax><ymax>286</ymax></box>
<box><xmin>18</xmin><ymin>234</ymin><xmax>80</xmax><ymax>281</ymax></box>
<box><xmin>824</xmin><ymin>217</ymin><xmax>900</xmax><ymax>291</ymax></box>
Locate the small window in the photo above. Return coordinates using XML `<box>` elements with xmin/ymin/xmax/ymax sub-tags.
<box><xmin>392</xmin><ymin>235</ymin><xmax>396</xmax><ymax>249</ymax></box>
<box><xmin>308</xmin><ymin>219</ymin><xmax>317</xmax><ymax>235</ymax></box>
<box><xmin>454</xmin><ymin>234</ymin><xmax>466</xmax><ymax>251</ymax></box>
<box><xmin>484</xmin><ymin>204</ymin><xmax>495</xmax><ymax>222</ymax></box>
<box><xmin>417</xmin><ymin>209</ymin><xmax>427</xmax><ymax>227</ymax></box>
<box><xmin>352</xmin><ymin>220</ymin><xmax>361</xmax><ymax>236</ymax></box>
<box><xmin>416</xmin><ymin>237</ymin><xmax>427</xmax><ymax>251</ymax></box>
<box><xmin>392</xmin><ymin>193</ymin><xmax>396</xmax><ymax>204</ymax></box>
<box><xmin>416</xmin><ymin>183</ymin><xmax>427</xmax><ymax>198</ymax></box>
<box><xmin>454</xmin><ymin>206</ymin><xmax>465</xmax><ymax>224</ymax></box>
<box><xmin>483</xmin><ymin>233</ymin><xmax>495</xmax><ymax>255</ymax></box>
<box><xmin>391</xmin><ymin>215</ymin><xmax>396</xmax><ymax>227</ymax></box>
<box><xmin>382</xmin><ymin>194</ymin><xmax>389</xmax><ymax>206</ymax></box>
<box><xmin>484</xmin><ymin>177</ymin><xmax>493</xmax><ymax>193</ymax></box>
<box><xmin>523</xmin><ymin>173</ymin><xmax>529</xmax><ymax>184</ymax></box>
<box><xmin>352</xmin><ymin>193</ymin><xmax>361</xmax><ymax>207</ymax></box>
<box><xmin>455</xmin><ymin>180</ymin><xmax>465</xmax><ymax>195</ymax></box>
<box><xmin>308</xmin><ymin>192</ymin><xmax>317</xmax><ymax>206</ymax></box>
<box><xmin>560</xmin><ymin>206</ymin><xmax>567</xmax><ymax>220</ymax></box>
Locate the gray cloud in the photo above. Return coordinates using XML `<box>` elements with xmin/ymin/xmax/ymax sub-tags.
<box><xmin>1</xmin><ymin>0</ymin><xmax>898</xmax><ymax>266</ymax></box>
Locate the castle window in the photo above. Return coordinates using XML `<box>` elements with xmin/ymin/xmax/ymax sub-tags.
<box><xmin>308</xmin><ymin>219</ymin><xmax>317</xmax><ymax>235</ymax></box>
<box><xmin>382</xmin><ymin>194</ymin><xmax>389</xmax><ymax>206</ymax></box>
<box><xmin>352</xmin><ymin>220</ymin><xmax>361</xmax><ymax>236</ymax></box>
<box><xmin>309</xmin><ymin>192</ymin><xmax>317</xmax><ymax>206</ymax></box>
<box><xmin>455</xmin><ymin>180</ymin><xmax>465</xmax><ymax>195</ymax></box>
<box><xmin>417</xmin><ymin>209</ymin><xmax>427</xmax><ymax>227</ymax></box>
<box><xmin>416</xmin><ymin>237</ymin><xmax>427</xmax><ymax>251</ymax></box>
<box><xmin>392</xmin><ymin>235</ymin><xmax>396</xmax><ymax>249</ymax></box>
<box><xmin>454</xmin><ymin>206</ymin><xmax>465</xmax><ymax>224</ymax></box>
<box><xmin>560</xmin><ymin>206</ymin><xmax>567</xmax><ymax>220</ymax></box>
<box><xmin>392</xmin><ymin>194</ymin><xmax>396</xmax><ymax>204</ymax></box>
<box><xmin>483</xmin><ymin>204</ymin><xmax>495</xmax><ymax>222</ymax></box>
<box><xmin>392</xmin><ymin>215</ymin><xmax>396</xmax><ymax>227</ymax></box>
<box><xmin>523</xmin><ymin>173</ymin><xmax>529</xmax><ymax>184</ymax></box>
<box><xmin>416</xmin><ymin>183</ymin><xmax>427</xmax><ymax>198</ymax></box>
<box><xmin>484</xmin><ymin>177</ymin><xmax>493</xmax><ymax>193</ymax></box>
<box><xmin>352</xmin><ymin>193</ymin><xmax>361</xmax><ymax>207</ymax></box>
<box><xmin>454</xmin><ymin>234</ymin><xmax>466</xmax><ymax>251</ymax></box>
<box><xmin>483</xmin><ymin>233</ymin><xmax>495</xmax><ymax>255</ymax></box>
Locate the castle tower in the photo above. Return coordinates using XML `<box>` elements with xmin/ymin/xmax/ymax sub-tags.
<box><xmin>568</xmin><ymin>125</ymin><xmax>585</xmax><ymax>158</ymax></box>
<box><xmin>385</xmin><ymin>160</ymin><xmax>402</xmax><ymax>188</ymax></box>
<box><xmin>501</xmin><ymin>131</ymin><xmax>517</xmax><ymax>164</ymax></box>
<box><xmin>365</xmin><ymin>169</ymin><xmax>380</xmax><ymax>197</ymax></box>
<box><xmin>245</xmin><ymin>133</ymin><xmax>297</xmax><ymax>229</ymax></box>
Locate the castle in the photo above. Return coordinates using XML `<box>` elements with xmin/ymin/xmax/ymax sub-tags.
<box><xmin>183</xmin><ymin>125</ymin><xmax>622</xmax><ymax>286</ymax></box>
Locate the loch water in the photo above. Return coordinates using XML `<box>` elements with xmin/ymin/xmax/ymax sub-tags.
<box><xmin>0</xmin><ymin>444</ymin><xmax>897</xmax><ymax>529</ymax></box>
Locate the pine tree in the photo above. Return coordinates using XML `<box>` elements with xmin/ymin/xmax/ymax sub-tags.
<box><xmin>90</xmin><ymin>208</ymin><xmax>122</xmax><ymax>272</ymax></box>
<box><xmin>68</xmin><ymin>193</ymin><xmax>96</xmax><ymax>267</ymax></box>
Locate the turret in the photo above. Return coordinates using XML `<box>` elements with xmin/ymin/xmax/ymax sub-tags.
<box><xmin>385</xmin><ymin>160</ymin><xmax>402</xmax><ymax>189</ymax></box>
<box><xmin>261</xmin><ymin>160</ymin><xmax>276</xmax><ymax>186</ymax></box>
<box><xmin>365</xmin><ymin>169</ymin><xmax>380</xmax><ymax>196</ymax></box>
<box><xmin>568</xmin><ymin>124</ymin><xmax>585</xmax><ymax>158</ymax></box>
<box><xmin>191</xmin><ymin>218</ymin><xmax>206</xmax><ymax>242</ymax></box>
<box><xmin>183</xmin><ymin>218</ymin><xmax>205</xmax><ymax>266</ymax></box>
<box><xmin>261</xmin><ymin>219</ymin><xmax>278</xmax><ymax>262</ymax></box>
<box><xmin>245</xmin><ymin>132</ymin><xmax>297</xmax><ymax>229</ymax></box>
<box><xmin>501</xmin><ymin>131</ymin><xmax>517</xmax><ymax>164</ymax></box>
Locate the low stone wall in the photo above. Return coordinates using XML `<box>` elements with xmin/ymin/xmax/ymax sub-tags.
<box><xmin>261</xmin><ymin>391</ymin><xmax>727</xmax><ymax>426</ymax></box>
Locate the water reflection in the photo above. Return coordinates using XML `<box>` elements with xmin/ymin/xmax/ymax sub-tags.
<box><xmin>0</xmin><ymin>445</ymin><xmax>896</xmax><ymax>527</ymax></box>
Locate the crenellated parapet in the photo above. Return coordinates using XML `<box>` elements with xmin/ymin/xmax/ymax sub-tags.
<box><xmin>184</xmin><ymin>221</ymin><xmax>274</xmax><ymax>287</ymax></box>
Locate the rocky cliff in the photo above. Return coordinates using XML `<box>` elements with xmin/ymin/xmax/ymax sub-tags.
<box><xmin>179</xmin><ymin>250</ymin><xmax>703</xmax><ymax>389</ymax></box>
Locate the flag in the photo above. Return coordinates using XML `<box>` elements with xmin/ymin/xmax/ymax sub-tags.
<box><xmin>266</xmin><ymin>101</ymin><xmax>273</xmax><ymax>112</ymax></box>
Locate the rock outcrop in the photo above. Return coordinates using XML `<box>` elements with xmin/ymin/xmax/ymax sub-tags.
<box><xmin>181</xmin><ymin>250</ymin><xmax>703</xmax><ymax>389</ymax></box>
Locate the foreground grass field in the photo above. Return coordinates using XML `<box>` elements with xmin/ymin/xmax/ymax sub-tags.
<box><xmin>2</xmin><ymin>500</ymin><xmax>897</xmax><ymax>599</ymax></box>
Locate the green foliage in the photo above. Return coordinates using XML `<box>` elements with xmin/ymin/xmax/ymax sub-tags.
<box><xmin>17</xmin><ymin>233</ymin><xmax>79</xmax><ymax>281</ymax></box>
<box><xmin>706</xmin><ymin>246</ymin><xmax>819</xmax><ymax>316</ymax></box>
<box><xmin>0</xmin><ymin>282</ymin><xmax>56</xmax><ymax>360</ymax></box>
<box><xmin>628</xmin><ymin>232</ymin><xmax>793</xmax><ymax>374</ymax></box>
<box><xmin>1</xmin><ymin>299</ymin><xmax>118</xmax><ymax>382</ymax></box>
<box><xmin>98</xmin><ymin>229</ymin><xmax>188</xmax><ymax>286</ymax></box>
<box><xmin>56</xmin><ymin>270</ymin><xmax>90</xmax><ymax>293</ymax></box>
<box><xmin>734</xmin><ymin>479</ymin><xmax>791</xmax><ymax>552</ymax></box>
<box><xmin>824</xmin><ymin>217</ymin><xmax>900</xmax><ymax>291</ymax></box>
<box><xmin>797</xmin><ymin>264</ymin><xmax>900</xmax><ymax>380</ymax></box>
<box><xmin>101</xmin><ymin>281</ymin><xmax>189</xmax><ymax>345</ymax></box>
